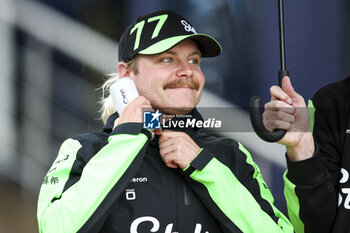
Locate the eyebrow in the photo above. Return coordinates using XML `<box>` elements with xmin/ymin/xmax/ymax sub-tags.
<box><xmin>161</xmin><ymin>50</ymin><xmax>201</xmax><ymax>57</ymax></box>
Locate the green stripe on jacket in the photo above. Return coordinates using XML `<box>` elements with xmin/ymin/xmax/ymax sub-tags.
<box><xmin>190</xmin><ymin>142</ymin><xmax>293</xmax><ymax>232</ymax></box>
<box><xmin>37</xmin><ymin>133</ymin><xmax>148</xmax><ymax>233</ymax></box>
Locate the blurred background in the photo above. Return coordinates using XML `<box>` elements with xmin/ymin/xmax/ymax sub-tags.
<box><xmin>1</xmin><ymin>0</ymin><xmax>350</xmax><ymax>232</ymax></box>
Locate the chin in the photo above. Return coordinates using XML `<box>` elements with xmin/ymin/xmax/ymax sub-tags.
<box><xmin>155</xmin><ymin>93</ymin><xmax>199</xmax><ymax>114</ymax></box>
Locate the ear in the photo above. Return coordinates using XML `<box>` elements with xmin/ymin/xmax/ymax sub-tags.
<box><xmin>117</xmin><ymin>62</ymin><xmax>131</xmax><ymax>78</ymax></box>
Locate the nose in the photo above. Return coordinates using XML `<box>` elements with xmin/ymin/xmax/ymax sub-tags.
<box><xmin>176</xmin><ymin>60</ymin><xmax>193</xmax><ymax>78</ymax></box>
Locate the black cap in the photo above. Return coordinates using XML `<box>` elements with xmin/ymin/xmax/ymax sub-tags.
<box><xmin>118</xmin><ymin>10</ymin><xmax>222</xmax><ymax>62</ymax></box>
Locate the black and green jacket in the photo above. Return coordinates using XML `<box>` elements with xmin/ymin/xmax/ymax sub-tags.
<box><xmin>284</xmin><ymin>77</ymin><xmax>350</xmax><ymax>233</ymax></box>
<box><xmin>37</xmin><ymin>108</ymin><xmax>293</xmax><ymax>233</ymax></box>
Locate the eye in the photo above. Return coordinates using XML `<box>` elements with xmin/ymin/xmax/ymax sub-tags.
<box><xmin>161</xmin><ymin>57</ymin><xmax>173</xmax><ymax>63</ymax></box>
<box><xmin>188</xmin><ymin>57</ymin><xmax>200</xmax><ymax>65</ymax></box>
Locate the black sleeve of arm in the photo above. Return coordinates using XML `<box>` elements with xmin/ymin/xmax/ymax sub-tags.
<box><xmin>285</xmin><ymin>144</ymin><xmax>337</xmax><ymax>233</ymax></box>
<box><xmin>284</xmin><ymin>87</ymin><xmax>342</xmax><ymax>233</ymax></box>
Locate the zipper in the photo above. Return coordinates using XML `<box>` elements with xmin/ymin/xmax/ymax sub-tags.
<box><xmin>183</xmin><ymin>183</ymin><xmax>191</xmax><ymax>206</ymax></box>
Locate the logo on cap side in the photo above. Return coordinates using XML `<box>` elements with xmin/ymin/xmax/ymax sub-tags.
<box><xmin>181</xmin><ymin>20</ymin><xmax>196</xmax><ymax>34</ymax></box>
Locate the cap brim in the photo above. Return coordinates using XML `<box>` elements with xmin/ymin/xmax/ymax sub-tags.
<box><xmin>138</xmin><ymin>34</ymin><xmax>222</xmax><ymax>58</ymax></box>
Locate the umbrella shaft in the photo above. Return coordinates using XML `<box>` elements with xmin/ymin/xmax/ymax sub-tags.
<box><xmin>278</xmin><ymin>0</ymin><xmax>286</xmax><ymax>71</ymax></box>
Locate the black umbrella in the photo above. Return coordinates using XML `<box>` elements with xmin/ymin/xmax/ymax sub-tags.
<box><xmin>249</xmin><ymin>0</ymin><xmax>289</xmax><ymax>142</ymax></box>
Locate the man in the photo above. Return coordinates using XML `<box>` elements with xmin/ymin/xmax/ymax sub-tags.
<box><xmin>263</xmin><ymin>76</ymin><xmax>350</xmax><ymax>232</ymax></box>
<box><xmin>37</xmin><ymin>10</ymin><xmax>293</xmax><ymax>233</ymax></box>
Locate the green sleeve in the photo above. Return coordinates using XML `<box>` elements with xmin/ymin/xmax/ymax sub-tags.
<box><xmin>283</xmin><ymin>171</ymin><xmax>304</xmax><ymax>233</ymax></box>
<box><xmin>184</xmin><ymin>143</ymin><xmax>294</xmax><ymax>233</ymax></box>
<box><xmin>37</xmin><ymin>132</ymin><xmax>148</xmax><ymax>233</ymax></box>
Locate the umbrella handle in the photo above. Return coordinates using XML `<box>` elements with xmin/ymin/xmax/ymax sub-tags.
<box><xmin>249</xmin><ymin>70</ymin><xmax>289</xmax><ymax>142</ymax></box>
<box><xmin>249</xmin><ymin>0</ymin><xmax>289</xmax><ymax>143</ymax></box>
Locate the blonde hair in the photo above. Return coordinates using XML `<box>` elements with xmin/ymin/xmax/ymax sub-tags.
<box><xmin>98</xmin><ymin>73</ymin><xmax>120</xmax><ymax>124</ymax></box>
<box><xmin>98</xmin><ymin>59</ymin><xmax>138</xmax><ymax>124</ymax></box>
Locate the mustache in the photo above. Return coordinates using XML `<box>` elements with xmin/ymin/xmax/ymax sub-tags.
<box><xmin>163</xmin><ymin>78</ymin><xmax>200</xmax><ymax>90</ymax></box>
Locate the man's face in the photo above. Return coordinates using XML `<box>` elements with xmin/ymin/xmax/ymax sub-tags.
<box><xmin>130</xmin><ymin>39</ymin><xmax>205</xmax><ymax>114</ymax></box>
